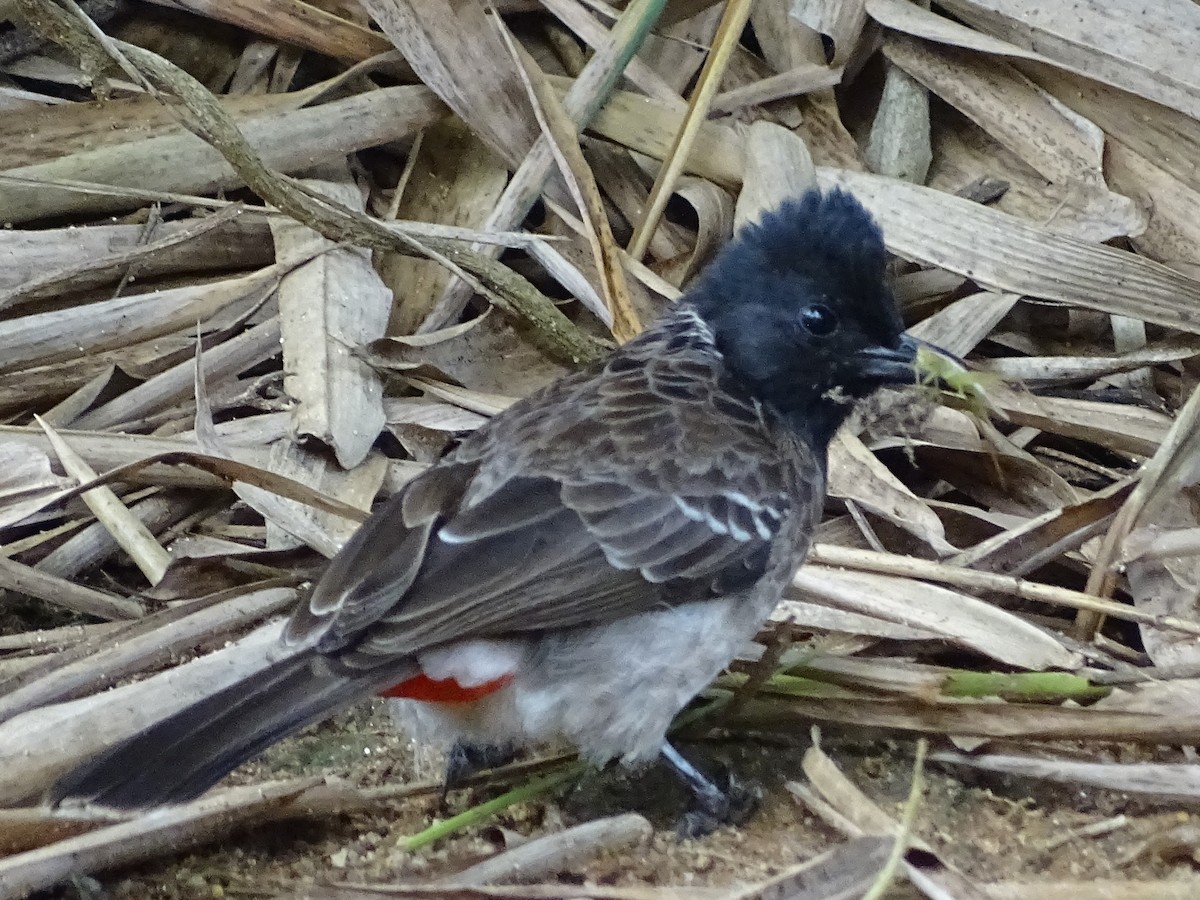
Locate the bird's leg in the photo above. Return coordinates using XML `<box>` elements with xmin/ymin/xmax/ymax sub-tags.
<box><xmin>660</xmin><ymin>742</ymin><xmax>760</xmax><ymax>839</ymax></box>
<box><xmin>439</xmin><ymin>741</ymin><xmax>518</xmax><ymax>807</ymax></box>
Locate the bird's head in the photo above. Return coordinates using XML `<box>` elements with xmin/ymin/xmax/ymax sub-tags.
<box><xmin>688</xmin><ymin>188</ymin><xmax>919</xmax><ymax>445</ymax></box>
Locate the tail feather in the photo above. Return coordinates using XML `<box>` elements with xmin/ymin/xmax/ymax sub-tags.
<box><xmin>48</xmin><ymin>653</ymin><xmax>401</xmax><ymax>809</ymax></box>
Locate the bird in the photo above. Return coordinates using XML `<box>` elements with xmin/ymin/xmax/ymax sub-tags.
<box><xmin>50</xmin><ymin>188</ymin><xmax>923</xmax><ymax>835</ymax></box>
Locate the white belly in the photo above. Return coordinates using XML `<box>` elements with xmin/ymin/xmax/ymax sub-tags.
<box><xmin>388</xmin><ymin>592</ymin><xmax>774</xmax><ymax>766</ymax></box>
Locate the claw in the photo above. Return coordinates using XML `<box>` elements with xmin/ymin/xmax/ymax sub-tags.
<box><xmin>660</xmin><ymin>742</ymin><xmax>760</xmax><ymax>838</ymax></box>
<box><xmin>440</xmin><ymin>741</ymin><xmax>518</xmax><ymax>808</ymax></box>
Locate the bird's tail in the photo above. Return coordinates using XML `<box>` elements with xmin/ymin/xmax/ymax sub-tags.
<box><xmin>48</xmin><ymin>653</ymin><xmax>398</xmax><ymax>809</ymax></box>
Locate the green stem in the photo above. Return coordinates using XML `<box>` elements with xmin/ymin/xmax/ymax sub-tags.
<box><xmin>401</xmin><ymin>762</ymin><xmax>585</xmax><ymax>852</ymax></box>
<box><xmin>943</xmin><ymin>671</ymin><xmax>1109</xmax><ymax>701</ymax></box>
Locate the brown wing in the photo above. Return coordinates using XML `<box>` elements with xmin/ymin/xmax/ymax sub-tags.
<box><xmin>285</xmin><ymin>307</ymin><xmax>819</xmax><ymax>672</ymax></box>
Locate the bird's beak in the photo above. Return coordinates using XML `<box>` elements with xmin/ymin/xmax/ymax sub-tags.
<box><xmin>858</xmin><ymin>334</ymin><xmax>921</xmax><ymax>385</ymax></box>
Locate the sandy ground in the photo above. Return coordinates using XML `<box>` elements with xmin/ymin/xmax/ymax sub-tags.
<box><xmin>51</xmin><ymin>700</ymin><xmax>1200</xmax><ymax>900</ymax></box>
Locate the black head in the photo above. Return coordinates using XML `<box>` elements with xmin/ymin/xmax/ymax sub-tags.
<box><xmin>688</xmin><ymin>189</ymin><xmax>917</xmax><ymax>446</ymax></box>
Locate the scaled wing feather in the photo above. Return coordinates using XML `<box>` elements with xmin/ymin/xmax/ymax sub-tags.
<box><xmin>287</xmin><ymin>308</ymin><xmax>809</xmax><ymax>671</ymax></box>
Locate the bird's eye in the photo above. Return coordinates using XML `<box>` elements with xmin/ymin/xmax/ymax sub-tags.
<box><xmin>800</xmin><ymin>304</ymin><xmax>838</xmax><ymax>336</ymax></box>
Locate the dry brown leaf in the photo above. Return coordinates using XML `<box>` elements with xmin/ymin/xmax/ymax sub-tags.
<box><xmin>0</xmin><ymin>555</ymin><xmax>143</xmax><ymax>622</ymax></box>
<box><xmin>4</xmin><ymin>2</ymin><xmax>1200</xmax><ymax>892</ymax></box>
<box><xmin>0</xmin><ymin>88</ymin><xmax>316</xmax><ymax>170</ymax></box>
<box><xmin>35</xmin><ymin>417</ymin><xmax>171</xmax><ymax>585</ymax></box>
<box><xmin>272</xmin><ymin>169</ymin><xmax>389</xmax><ymax>469</ymax></box>
<box><xmin>750</xmin><ymin>0</ymin><xmax>826</xmax><ymax>72</ymax></box>
<box><xmin>865</xmin><ymin>60</ymin><xmax>931</xmax><ymax>184</ymax></box>
<box><xmin>818</xmin><ymin>168</ymin><xmax>1200</xmax><ymax>334</ymax></box>
<box><xmin>722</xmin><ymin>836</ymin><xmax>893</xmax><ymax>900</ymax></box>
<box><xmin>951</xmin><ymin>480</ymin><xmax>1133</xmax><ymax>577</ymax></box>
<box><xmin>739</xmin><ymin>691</ymin><xmax>1200</xmax><ymax>744</ymax></box>
<box><xmin>416</xmin><ymin>0</ymin><xmax>667</xmax><ymax>331</ymax></box>
<box><xmin>793</xmin><ymin>740</ymin><xmax>992</xmax><ymax>899</ymax></box>
<box><xmin>0</xmin><ymin>86</ymin><xmax>446</xmax><ymax>224</ymax></box>
<box><xmin>934</xmin><ymin>750</ymin><xmax>1200</xmax><ymax>807</ymax></box>
<box><xmin>927</xmin><ymin>118</ymin><xmax>1137</xmax><ymax>242</ymax></box>
<box><xmin>37</xmin><ymin>492</ymin><xmax>204</xmax><ymax>588</ymax></box>
<box><xmin>377</xmin><ymin>122</ymin><xmax>508</xmax><ymax>335</ymax></box>
<box><xmin>908</xmin><ymin>290</ymin><xmax>1019</xmax><ymax>357</ymax></box>
<box><xmin>504</xmin><ymin>33</ymin><xmax>641</xmax><ymax>341</ymax></box>
<box><xmin>1105</xmin><ymin>138</ymin><xmax>1200</xmax><ymax>267</ymax></box>
<box><xmin>654</xmin><ymin>177</ymin><xmax>734</xmax><ymax>288</ymax></box>
<box><xmin>937</xmin><ymin>0</ymin><xmax>1200</xmax><ymax>120</ymax></box>
<box><xmin>1077</xmin><ymin>380</ymin><xmax>1200</xmax><ymax>641</ymax></box>
<box><xmin>806</xmin><ymin>543</ymin><xmax>1200</xmax><ymax>635</ymax></box>
<box><xmin>627</xmin><ymin>0</ymin><xmax>754</xmax><ymax>259</ymax></box>
<box><xmin>788</xmin><ymin>0</ymin><xmax>869</xmax><ymax>65</ymax></box>
<box><xmin>982</xmin><ymin>340</ymin><xmax>1200</xmax><ymax>387</ymax></box>
<box><xmin>368</xmin><ymin>315</ymin><xmax>569</xmax><ymax>398</ymax></box>
<box><xmin>360</xmin><ymin>0</ymin><xmax>537</xmax><ymax>170</ymax></box>
<box><xmin>987</xmin><ymin>882</ymin><xmax>1200</xmax><ymax>900</ymax></box>
<box><xmin>570</xmin><ymin>78</ymin><xmax>743</xmax><ymax>188</ymax></box>
<box><xmin>0</xmin><ymin>774</ymin><xmax>410</xmax><ymax>897</ymax></box>
<box><xmin>883</xmin><ymin>35</ymin><xmax>1144</xmax><ymax>237</ymax></box>
<box><xmin>1124</xmin><ymin>491</ymin><xmax>1200</xmax><ymax>669</ymax></box>
<box><xmin>640</xmin><ymin>4</ymin><xmax>721</xmax><ymax>94</ymax></box>
<box><xmin>828</xmin><ymin>430</ymin><xmax>956</xmax><ymax>556</ymax></box>
<box><xmin>0</xmin><ymin>265</ymin><xmax>282</xmax><ymax>375</ymax></box>
<box><xmin>408</xmin><ymin>377</ymin><xmax>516</xmax><ymax>418</ymax></box>
<box><xmin>238</xmin><ymin>444</ymin><xmax>385</xmax><ymax>558</ymax></box>
<box><xmin>0</xmin><ymin>216</ymin><xmax>270</xmax><ymax>296</ymax></box>
<box><xmin>796</xmin><ymin>90</ymin><xmax>869</xmax><ymax>170</ymax></box>
<box><xmin>1030</xmin><ymin>67</ymin><xmax>1200</xmax><ymax>199</ymax></box>
<box><xmin>0</xmin><ymin>609</ymin><xmax>290</xmax><ymax>803</ymax></box>
<box><xmin>710</xmin><ymin>62</ymin><xmax>843</xmax><ymax>116</ymax></box>
<box><xmin>0</xmin><ymin>205</ymin><xmax>264</xmax><ymax>312</ymax></box>
<box><xmin>912</xmin><ymin>444</ymin><xmax>1079</xmax><ymax>517</ymax></box>
<box><xmin>792</xmin><ymin>565</ymin><xmax>1079</xmax><ymax>670</ymax></box>
<box><xmin>734</xmin><ymin>121</ymin><xmax>816</xmax><ymax>230</ymax></box>
<box><xmin>442</xmin><ymin>813</ymin><xmax>652</xmax><ymax>887</ymax></box>
<box><xmin>990</xmin><ymin>388</ymin><xmax>1172</xmax><ymax>459</ymax></box>
<box><xmin>384</xmin><ymin>399</ymin><xmax>488</xmax><ymax>434</ymax></box>
<box><xmin>281</xmin><ymin>884</ymin><xmax>714</xmax><ymax>900</ymax></box>
<box><xmin>540</xmin><ymin>0</ymin><xmax>682</xmax><ymax>105</ymax></box>
<box><xmin>773</xmin><ymin>598</ymin><xmax>944</xmax><ymax>642</ymax></box>
<box><xmin>73</xmin><ymin>318</ymin><xmax>283</xmax><ymax>433</ymax></box>
<box><xmin>0</xmin><ymin>442</ymin><xmax>69</xmax><ymax>508</ymax></box>
<box><xmin>582</xmin><ymin>83</ymin><xmax>1200</xmax><ymax>319</ymax></box>
<box><xmin>872</xmin><ymin>0</ymin><xmax>1200</xmax><ymax>251</ymax></box>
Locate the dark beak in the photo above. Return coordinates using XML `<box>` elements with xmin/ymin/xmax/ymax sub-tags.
<box><xmin>858</xmin><ymin>333</ymin><xmax>921</xmax><ymax>385</ymax></box>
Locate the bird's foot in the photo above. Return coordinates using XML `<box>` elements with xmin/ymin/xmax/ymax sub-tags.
<box><xmin>440</xmin><ymin>741</ymin><xmax>517</xmax><ymax>807</ymax></box>
<box><xmin>660</xmin><ymin>742</ymin><xmax>761</xmax><ymax>839</ymax></box>
<box><xmin>676</xmin><ymin>768</ymin><xmax>761</xmax><ymax>839</ymax></box>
